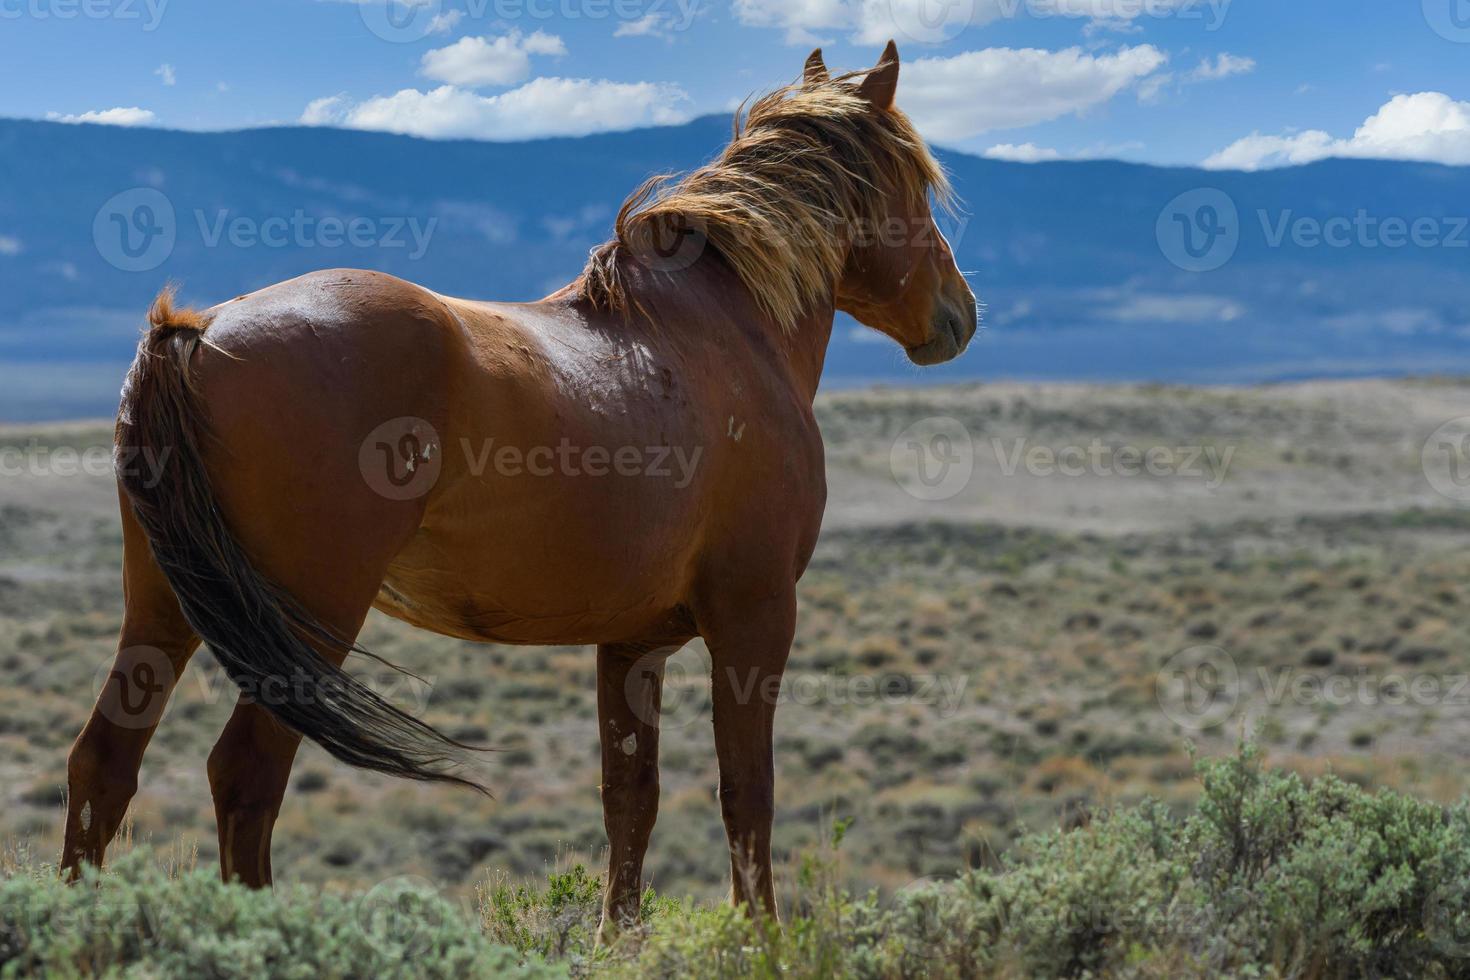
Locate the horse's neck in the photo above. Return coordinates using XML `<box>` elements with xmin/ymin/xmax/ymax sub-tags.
<box><xmin>689</xmin><ymin>253</ymin><xmax>837</xmax><ymax>403</ymax></box>
<box><xmin>780</xmin><ymin>306</ymin><xmax>836</xmax><ymax>402</ymax></box>
<box><xmin>611</xmin><ymin>251</ymin><xmax>837</xmax><ymax>404</ymax></box>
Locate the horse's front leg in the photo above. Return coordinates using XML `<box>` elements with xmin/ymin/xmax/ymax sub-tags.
<box><xmin>595</xmin><ymin>642</ymin><xmax>666</xmax><ymax>943</ymax></box>
<box><xmin>704</xmin><ymin>593</ymin><xmax>795</xmax><ymax>916</ymax></box>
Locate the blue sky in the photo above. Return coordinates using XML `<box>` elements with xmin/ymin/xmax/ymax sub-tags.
<box><xmin>2</xmin><ymin>0</ymin><xmax>1468</xmax><ymax>168</ymax></box>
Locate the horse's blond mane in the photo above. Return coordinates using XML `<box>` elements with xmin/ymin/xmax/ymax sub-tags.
<box><xmin>577</xmin><ymin>70</ymin><xmax>952</xmax><ymax>332</ymax></box>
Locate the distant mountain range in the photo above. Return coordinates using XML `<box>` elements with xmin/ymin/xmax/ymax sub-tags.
<box><xmin>2</xmin><ymin>115</ymin><xmax>1469</xmax><ymax>420</ymax></box>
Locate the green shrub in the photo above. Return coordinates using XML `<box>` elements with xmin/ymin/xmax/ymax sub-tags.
<box><xmin>604</xmin><ymin>744</ymin><xmax>1470</xmax><ymax>978</ymax></box>
<box><xmin>7</xmin><ymin>745</ymin><xmax>1470</xmax><ymax>978</ymax></box>
<box><xmin>0</xmin><ymin>851</ymin><xmax>561</xmax><ymax>979</ymax></box>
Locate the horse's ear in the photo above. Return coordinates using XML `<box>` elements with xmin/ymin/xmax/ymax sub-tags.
<box><xmin>858</xmin><ymin>40</ymin><xmax>900</xmax><ymax>110</ymax></box>
<box><xmin>803</xmin><ymin>48</ymin><xmax>829</xmax><ymax>85</ymax></box>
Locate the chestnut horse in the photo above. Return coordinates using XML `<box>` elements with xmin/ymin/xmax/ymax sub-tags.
<box><xmin>61</xmin><ymin>42</ymin><xmax>976</xmax><ymax>935</ymax></box>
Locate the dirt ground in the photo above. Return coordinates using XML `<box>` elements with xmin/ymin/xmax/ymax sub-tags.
<box><xmin>4</xmin><ymin>377</ymin><xmax>1470</xmax><ymax>900</ymax></box>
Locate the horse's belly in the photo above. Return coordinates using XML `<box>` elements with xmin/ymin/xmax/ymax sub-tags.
<box><xmin>374</xmin><ymin>485</ymin><xmax>702</xmax><ymax>646</ymax></box>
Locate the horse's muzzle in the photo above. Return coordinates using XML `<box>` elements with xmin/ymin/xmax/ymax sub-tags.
<box><xmin>906</xmin><ymin>290</ymin><xmax>978</xmax><ymax>366</ymax></box>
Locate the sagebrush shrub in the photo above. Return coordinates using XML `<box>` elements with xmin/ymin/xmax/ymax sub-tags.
<box><xmin>6</xmin><ymin>744</ymin><xmax>1470</xmax><ymax>979</ymax></box>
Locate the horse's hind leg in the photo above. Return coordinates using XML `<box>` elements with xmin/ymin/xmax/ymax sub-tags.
<box><xmin>206</xmin><ymin>593</ymin><xmax>374</xmax><ymax>888</ymax></box>
<box><xmin>207</xmin><ymin>699</ymin><xmax>306</xmax><ymax>887</ymax></box>
<box><xmin>199</xmin><ymin>463</ymin><xmax>408</xmax><ymax>887</ymax></box>
<box><xmin>61</xmin><ymin>493</ymin><xmax>199</xmax><ymax>879</ymax></box>
<box><xmin>595</xmin><ymin>643</ymin><xmax>666</xmax><ymax>942</ymax></box>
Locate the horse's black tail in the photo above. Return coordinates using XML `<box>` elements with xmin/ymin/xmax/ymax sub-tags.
<box><xmin>115</xmin><ymin>286</ymin><xmax>486</xmax><ymax>793</ymax></box>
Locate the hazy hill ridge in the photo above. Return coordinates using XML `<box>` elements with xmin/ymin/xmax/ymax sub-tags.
<box><xmin>2</xmin><ymin>116</ymin><xmax>1469</xmax><ymax>418</ymax></box>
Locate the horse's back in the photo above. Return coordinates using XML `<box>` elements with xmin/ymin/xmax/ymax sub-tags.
<box><xmin>170</xmin><ymin>266</ymin><xmax>821</xmax><ymax>647</ymax></box>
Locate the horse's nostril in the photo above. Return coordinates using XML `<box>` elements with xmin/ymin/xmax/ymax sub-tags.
<box><xmin>943</xmin><ymin>297</ymin><xmax>976</xmax><ymax>352</ymax></box>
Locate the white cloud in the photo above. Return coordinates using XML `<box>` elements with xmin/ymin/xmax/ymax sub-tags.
<box><xmin>731</xmin><ymin>0</ymin><xmax>849</xmax><ymax>44</ymax></box>
<box><xmin>614</xmin><ymin>12</ymin><xmax>674</xmax><ymax>38</ymax></box>
<box><xmin>732</xmin><ymin>0</ymin><xmax>1209</xmax><ymax>45</ymax></box>
<box><xmin>983</xmin><ymin>142</ymin><xmax>1064</xmax><ymax>162</ymax></box>
<box><xmin>1205</xmin><ymin>92</ymin><xmax>1470</xmax><ymax>170</ymax></box>
<box><xmin>0</xmin><ymin>235</ymin><xmax>22</xmax><ymax>256</ymax></box>
<box><xmin>1067</xmin><ymin>0</ymin><xmax>1204</xmax><ymax>34</ymax></box>
<box><xmin>427</xmin><ymin>9</ymin><xmax>462</xmax><ymax>34</ymax></box>
<box><xmin>1136</xmin><ymin>72</ymin><xmax>1173</xmax><ymax>104</ymax></box>
<box><xmin>155</xmin><ymin>63</ymin><xmax>176</xmax><ymax>86</ymax></box>
<box><xmin>300</xmin><ymin>78</ymin><xmax>691</xmax><ymax>140</ymax></box>
<box><xmin>1186</xmin><ymin>53</ymin><xmax>1255</xmax><ymax>83</ymax></box>
<box><xmin>1203</xmin><ymin>131</ymin><xmax>1335</xmax><ymax>170</ymax></box>
<box><xmin>1139</xmin><ymin>51</ymin><xmax>1251</xmax><ymax>103</ymax></box>
<box><xmin>982</xmin><ymin>139</ymin><xmax>1145</xmax><ymax>162</ymax></box>
<box><xmin>1099</xmin><ymin>292</ymin><xmax>1245</xmax><ymax>324</ymax></box>
<box><xmin>46</xmin><ymin>107</ymin><xmax>158</xmax><ymax>126</ymax></box>
<box><xmin>900</xmin><ymin>46</ymin><xmax>1168</xmax><ymax>142</ymax></box>
<box><xmin>513</xmin><ymin>31</ymin><xmax>566</xmax><ymax>54</ymax></box>
<box><xmin>420</xmin><ymin>30</ymin><xmax>566</xmax><ymax>88</ymax></box>
<box><xmin>301</xmin><ymin>94</ymin><xmax>351</xmax><ymax>126</ymax></box>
